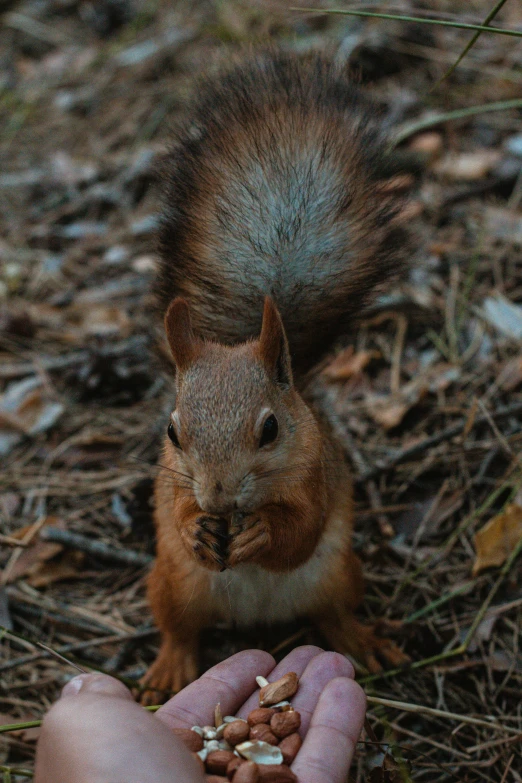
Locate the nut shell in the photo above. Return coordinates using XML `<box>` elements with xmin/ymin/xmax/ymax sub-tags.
<box><xmin>258</xmin><ymin>673</ymin><xmax>299</xmax><ymax>707</ymax></box>
<box><xmin>206</xmin><ymin>750</ymin><xmax>237</xmax><ymax>775</ymax></box>
<box><xmin>249</xmin><ymin>724</ymin><xmax>278</xmax><ymax>746</ymax></box>
<box><xmin>171</xmin><ymin>727</ymin><xmax>204</xmax><ymax>752</ymax></box>
<box><xmin>270</xmin><ymin>710</ymin><xmax>301</xmax><ymax>739</ymax></box>
<box><xmin>278</xmin><ymin>733</ymin><xmax>302</xmax><ymax>765</ymax></box>
<box><xmin>224</xmin><ymin>719</ymin><xmax>251</xmax><ymax>746</ymax></box>
<box><xmin>247</xmin><ymin>708</ymin><xmax>276</xmax><ymax>726</ymax></box>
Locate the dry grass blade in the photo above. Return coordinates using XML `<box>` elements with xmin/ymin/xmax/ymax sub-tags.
<box><xmin>366</xmin><ymin>696</ymin><xmax>520</xmax><ymax>734</ymax></box>
<box><xmin>433</xmin><ymin>0</ymin><xmax>511</xmax><ymax>87</ymax></box>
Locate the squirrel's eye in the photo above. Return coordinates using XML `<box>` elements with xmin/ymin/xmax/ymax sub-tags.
<box><xmin>259</xmin><ymin>414</ymin><xmax>278</xmax><ymax>448</ymax></box>
<box><xmin>167</xmin><ymin>421</ymin><xmax>181</xmax><ymax>449</ymax></box>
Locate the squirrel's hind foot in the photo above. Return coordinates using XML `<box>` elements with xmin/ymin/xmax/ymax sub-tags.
<box><xmin>315</xmin><ymin>612</ymin><xmax>410</xmax><ymax>675</ymax></box>
<box><xmin>138</xmin><ymin>635</ymin><xmax>198</xmax><ymax>706</ymax></box>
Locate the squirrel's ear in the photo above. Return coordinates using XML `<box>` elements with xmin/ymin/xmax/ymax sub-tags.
<box><xmin>164</xmin><ymin>298</ymin><xmax>201</xmax><ymax>371</ymax></box>
<box><xmin>258</xmin><ymin>297</ymin><xmax>293</xmax><ymax>388</ymax></box>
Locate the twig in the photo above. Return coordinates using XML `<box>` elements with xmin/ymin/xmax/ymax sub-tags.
<box><xmin>0</xmin><ymin>534</ymin><xmax>28</xmax><ymax>548</ymax></box>
<box><xmin>0</xmin><ymin>628</ymin><xmax>157</xmax><ymax>674</ymax></box>
<box><xmin>39</xmin><ymin>528</ymin><xmax>153</xmax><ymax>567</ymax></box>
<box><xmin>356</xmin><ymin>401</ymin><xmax>522</xmax><ymax>483</ymax></box>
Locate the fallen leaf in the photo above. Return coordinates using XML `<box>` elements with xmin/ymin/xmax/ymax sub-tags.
<box><xmin>483</xmin><ymin>294</ymin><xmax>522</xmax><ymax>340</ymax></box>
<box><xmin>6</xmin><ymin>517</ymin><xmax>65</xmax><ymax>584</ymax></box>
<box><xmin>473</xmin><ymin>503</ymin><xmax>522</xmax><ymax>576</ymax></box>
<box><xmin>498</xmin><ymin>355</ymin><xmax>522</xmax><ymax>391</ymax></box>
<box><xmin>27</xmin><ymin>550</ymin><xmax>85</xmax><ymax>588</ymax></box>
<box><xmin>63</xmin><ymin>304</ymin><xmax>131</xmax><ymax>341</ymax></box>
<box><xmin>433</xmin><ymin>149</ymin><xmax>501</xmax><ymax>181</ymax></box>
<box><xmin>0</xmin><ymin>377</ymin><xmax>64</xmax><ymax>456</ymax></box>
<box><xmin>365</xmin><ymin>378</ymin><xmax>426</xmax><ymax>430</ymax></box>
<box><xmin>323</xmin><ymin>347</ymin><xmax>379</xmax><ymax>380</ymax></box>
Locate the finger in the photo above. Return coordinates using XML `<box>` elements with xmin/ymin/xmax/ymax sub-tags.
<box><xmin>156</xmin><ymin>649</ymin><xmax>275</xmax><ymax>729</ymax></box>
<box><xmin>237</xmin><ymin>645</ymin><xmax>324</xmax><ymax>719</ymax></box>
<box><xmin>292</xmin><ymin>677</ymin><xmax>366</xmax><ymax>783</ymax></box>
<box><xmin>290</xmin><ymin>651</ymin><xmax>355</xmax><ymax>735</ymax></box>
<box><xmin>60</xmin><ymin>673</ymin><xmax>133</xmax><ymax>701</ymax></box>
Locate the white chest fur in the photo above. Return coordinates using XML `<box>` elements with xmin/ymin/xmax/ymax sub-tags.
<box><xmin>208</xmin><ymin>513</ymin><xmax>347</xmax><ymax>626</ymax></box>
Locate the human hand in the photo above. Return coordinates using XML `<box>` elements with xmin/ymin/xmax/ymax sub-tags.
<box><xmin>35</xmin><ymin>645</ymin><xmax>366</xmax><ymax>783</ymax></box>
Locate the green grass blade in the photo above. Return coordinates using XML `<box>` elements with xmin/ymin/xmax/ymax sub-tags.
<box><xmin>290</xmin><ymin>7</ymin><xmax>522</xmax><ymax>38</ymax></box>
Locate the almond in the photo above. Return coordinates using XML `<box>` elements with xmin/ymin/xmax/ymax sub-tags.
<box><xmin>247</xmin><ymin>708</ymin><xmax>276</xmax><ymax>726</ymax></box>
<box><xmin>249</xmin><ymin>724</ymin><xmax>278</xmax><ymax>745</ymax></box>
<box><xmin>278</xmin><ymin>733</ymin><xmax>302</xmax><ymax>765</ymax></box>
<box><xmin>207</xmin><ymin>750</ymin><xmax>237</xmax><ymax>775</ymax></box>
<box><xmin>258</xmin><ymin>673</ymin><xmax>299</xmax><ymax>707</ymax></box>
<box><xmin>270</xmin><ymin>710</ymin><xmax>301</xmax><ymax>739</ymax></box>
<box><xmin>171</xmin><ymin>727</ymin><xmax>204</xmax><ymax>752</ymax></box>
<box><xmin>233</xmin><ymin>760</ymin><xmax>260</xmax><ymax>782</ymax></box>
<box><xmin>224</xmin><ymin>719</ymin><xmax>250</xmax><ymax>746</ymax></box>
<box><xmin>257</xmin><ymin>764</ymin><xmax>297</xmax><ymax>782</ymax></box>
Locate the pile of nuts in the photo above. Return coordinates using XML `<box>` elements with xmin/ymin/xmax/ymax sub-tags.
<box><xmin>172</xmin><ymin>672</ymin><xmax>302</xmax><ymax>782</ymax></box>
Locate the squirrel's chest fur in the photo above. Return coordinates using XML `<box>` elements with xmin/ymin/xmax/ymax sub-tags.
<box><xmin>207</xmin><ymin>511</ymin><xmax>348</xmax><ymax>626</ymax></box>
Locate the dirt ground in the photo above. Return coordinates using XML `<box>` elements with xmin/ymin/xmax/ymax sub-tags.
<box><xmin>1</xmin><ymin>1</ymin><xmax>522</xmax><ymax>780</ymax></box>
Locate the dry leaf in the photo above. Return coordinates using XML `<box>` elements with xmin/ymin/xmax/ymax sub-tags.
<box><xmin>63</xmin><ymin>304</ymin><xmax>131</xmax><ymax>341</ymax></box>
<box><xmin>323</xmin><ymin>347</ymin><xmax>379</xmax><ymax>381</ymax></box>
<box><xmin>27</xmin><ymin>550</ymin><xmax>85</xmax><ymax>588</ymax></box>
<box><xmin>472</xmin><ymin>503</ymin><xmax>522</xmax><ymax>576</ymax></box>
<box><xmin>365</xmin><ymin>377</ymin><xmax>426</xmax><ymax>430</ymax></box>
<box><xmin>483</xmin><ymin>294</ymin><xmax>522</xmax><ymax>340</ymax></box>
<box><xmin>498</xmin><ymin>355</ymin><xmax>522</xmax><ymax>391</ymax></box>
<box><xmin>6</xmin><ymin>517</ymin><xmax>64</xmax><ymax>583</ymax></box>
<box><xmin>0</xmin><ymin>377</ymin><xmax>64</xmax><ymax>456</ymax></box>
<box><xmin>434</xmin><ymin>149</ymin><xmax>501</xmax><ymax>181</ymax></box>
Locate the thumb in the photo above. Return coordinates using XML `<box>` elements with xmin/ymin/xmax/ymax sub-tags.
<box><xmin>60</xmin><ymin>672</ymin><xmax>133</xmax><ymax>700</ymax></box>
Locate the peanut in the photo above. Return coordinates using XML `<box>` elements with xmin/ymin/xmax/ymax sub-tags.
<box><xmin>171</xmin><ymin>727</ymin><xmax>204</xmax><ymax>752</ymax></box>
<box><xmin>249</xmin><ymin>724</ymin><xmax>278</xmax><ymax>745</ymax></box>
<box><xmin>206</xmin><ymin>750</ymin><xmax>237</xmax><ymax>775</ymax></box>
<box><xmin>227</xmin><ymin>756</ymin><xmax>244</xmax><ymax>780</ymax></box>
<box><xmin>278</xmin><ymin>733</ymin><xmax>302</xmax><ymax>765</ymax></box>
<box><xmin>233</xmin><ymin>760</ymin><xmax>260</xmax><ymax>782</ymax></box>
<box><xmin>258</xmin><ymin>673</ymin><xmax>299</xmax><ymax>707</ymax></box>
<box><xmin>257</xmin><ymin>764</ymin><xmax>298</xmax><ymax>782</ymax></box>
<box><xmin>223</xmin><ymin>719</ymin><xmax>250</xmax><ymax>746</ymax></box>
<box><xmin>247</xmin><ymin>708</ymin><xmax>276</xmax><ymax>726</ymax></box>
<box><xmin>270</xmin><ymin>711</ymin><xmax>301</xmax><ymax>739</ymax></box>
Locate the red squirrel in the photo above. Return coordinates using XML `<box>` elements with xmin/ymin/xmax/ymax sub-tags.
<box><xmin>143</xmin><ymin>50</ymin><xmax>410</xmax><ymax>701</ymax></box>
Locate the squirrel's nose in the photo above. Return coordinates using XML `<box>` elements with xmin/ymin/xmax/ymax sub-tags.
<box><xmin>197</xmin><ymin>483</ymin><xmax>236</xmax><ymax>515</ymax></box>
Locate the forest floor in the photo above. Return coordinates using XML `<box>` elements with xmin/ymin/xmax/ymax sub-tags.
<box><xmin>1</xmin><ymin>1</ymin><xmax>522</xmax><ymax>780</ymax></box>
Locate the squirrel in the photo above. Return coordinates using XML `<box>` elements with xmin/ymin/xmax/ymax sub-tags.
<box><xmin>142</xmin><ymin>50</ymin><xmax>411</xmax><ymax>702</ymax></box>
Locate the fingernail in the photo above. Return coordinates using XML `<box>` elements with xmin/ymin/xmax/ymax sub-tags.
<box><xmin>60</xmin><ymin>673</ymin><xmax>132</xmax><ymax>700</ymax></box>
<box><xmin>61</xmin><ymin>674</ymin><xmax>87</xmax><ymax>697</ymax></box>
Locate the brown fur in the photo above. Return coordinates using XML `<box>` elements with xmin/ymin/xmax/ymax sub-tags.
<box><xmin>142</xmin><ymin>51</ymin><xmax>410</xmax><ymax>703</ymax></box>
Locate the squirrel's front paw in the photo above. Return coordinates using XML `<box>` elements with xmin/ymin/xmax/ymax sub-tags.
<box><xmin>180</xmin><ymin>515</ymin><xmax>229</xmax><ymax>571</ymax></box>
<box><xmin>227</xmin><ymin>512</ymin><xmax>271</xmax><ymax>566</ymax></box>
